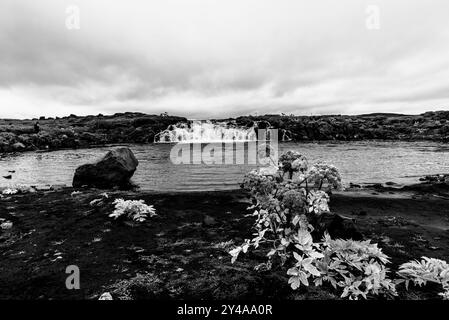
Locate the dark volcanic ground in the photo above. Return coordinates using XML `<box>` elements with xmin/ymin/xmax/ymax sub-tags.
<box><xmin>0</xmin><ymin>186</ymin><xmax>448</xmax><ymax>300</ymax></box>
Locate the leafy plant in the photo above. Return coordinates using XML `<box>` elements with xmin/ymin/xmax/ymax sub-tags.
<box><xmin>397</xmin><ymin>257</ymin><xmax>449</xmax><ymax>300</ymax></box>
<box><xmin>230</xmin><ymin>150</ymin><xmax>397</xmax><ymax>299</ymax></box>
<box><xmin>233</xmin><ymin>151</ymin><xmax>342</xmax><ymax>265</ymax></box>
<box><xmin>110</xmin><ymin>199</ymin><xmax>157</xmax><ymax>223</ymax></box>
<box><xmin>311</xmin><ymin>234</ymin><xmax>396</xmax><ymax>299</ymax></box>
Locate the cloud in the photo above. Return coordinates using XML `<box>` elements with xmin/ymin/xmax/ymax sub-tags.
<box><xmin>0</xmin><ymin>0</ymin><xmax>449</xmax><ymax>119</ymax></box>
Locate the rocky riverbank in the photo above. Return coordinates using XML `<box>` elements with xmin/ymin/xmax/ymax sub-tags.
<box><xmin>0</xmin><ymin>183</ymin><xmax>448</xmax><ymax>300</ymax></box>
<box><xmin>231</xmin><ymin>110</ymin><xmax>449</xmax><ymax>142</ymax></box>
<box><xmin>0</xmin><ymin>113</ymin><xmax>186</xmax><ymax>153</ymax></box>
<box><xmin>1</xmin><ymin>110</ymin><xmax>449</xmax><ymax>153</ymax></box>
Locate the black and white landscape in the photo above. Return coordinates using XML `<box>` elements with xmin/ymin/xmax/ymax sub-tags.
<box><xmin>0</xmin><ymin>0</ymin><xmax>449</xmax><ymax>306</ymax></box>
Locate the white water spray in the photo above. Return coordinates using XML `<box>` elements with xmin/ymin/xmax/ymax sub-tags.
<box><xmin>154</xmin><ymin>121</ymin><xmax>258</xmax><ymax>143</ymax></box>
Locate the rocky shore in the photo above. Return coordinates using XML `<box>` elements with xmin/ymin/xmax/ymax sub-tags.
<box><xmin>0</xmin><ymin>112</ymin><xmax>186</xmax><ymax>153</ymax></box>
<box><xmin>232</xmin><ymin>110</ymin><xmax>449</xmax><ymax>142</ymax></box>
<box><xmin>0</xmin><ymin>182</ymin><xmax>448</xmax><ymax>300</ymax></box>
<box><xmin>1</xmin><ymin>110</ymin><xmax>448</xmax><ymax>153</ymax></box>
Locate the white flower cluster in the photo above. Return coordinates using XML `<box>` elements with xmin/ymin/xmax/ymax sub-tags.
<box><xmin>307</xmin><ymin>190</ymin><xmax>330</xmax><ymax>215</ymax></box>
<box><xmin>291</xmin><ymin>157</ymin><xmax>308</xmax><ymax>172</ymax></box>
<box><xmin>110</xmin><ymin>199</ymin><xmax>157</xmax><ymax>223</ymax></box>
<box><xmin>307</xmin><ymin>162</ymin><xmax>342</xmax><ymax>190</ymax></box>
<box><xmin>258</xmin><ymin>166</ymin><xmax>279</xmax><ymax>176</ymax></box>
<box><xmin>2</xmin><ymin>188</ymin><xmax>18</xmax><ymax>195</ymax></box>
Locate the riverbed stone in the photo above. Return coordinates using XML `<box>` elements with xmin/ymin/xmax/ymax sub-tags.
<box><xmin>72</xmin><ymin>147</ymin><xmax>138</xmax><ymax>189</ymax></box>
<box><xmin>12</xmin><ymin>142</ymin><xmax>26</xmax><ymax>150</ymax></box>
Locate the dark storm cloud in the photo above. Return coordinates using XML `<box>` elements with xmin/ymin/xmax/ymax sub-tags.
<box><xmin>0</xmin><ymin>0</ymin><xmax>449</xmax><ymax>119</ymax></box>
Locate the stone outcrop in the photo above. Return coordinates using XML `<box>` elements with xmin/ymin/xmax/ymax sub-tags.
<box><xmin>72</xmin><ymin>148</ymin><xmax>139</xmax><ymax>189</ymax></box>
<box><xmin>1</xmin><ymin>111</ymin><xmax>449</xmax><ymax>153</ymax></box>
<box><xmin>0</xmin><ymin>113</ymin><xmax>186</xmax><ymax>153</ymax></box>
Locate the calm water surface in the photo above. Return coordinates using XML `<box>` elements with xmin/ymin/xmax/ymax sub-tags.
<box><xmin>1</xmin><ymin>141</ymin><xmax>448</xmax><ymax>191</ymax></box>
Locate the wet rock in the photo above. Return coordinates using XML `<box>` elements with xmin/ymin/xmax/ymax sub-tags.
<box><xmin>314</xmin><ymin>212</ymin><xmax>362</xmax><ymax>240</ymax></box>
<box><xmin>349</xmin><ymin>182</ymin><xmax>361</xmax><ymax>188</ymax></box>
<box><xmin>50</xmin><ymin>184</ymin><xmax>66</xmax><ymax>191</ymax></box>
<box><xmin>0</xmin><ymin>221</ymin><xmax>13</xmax><ymax>230</ymax></box>
<box><xmin>34</xmin><ymin>185</ymin><xmax>52</xmax><ymax>192</ymax></box>
<box><xmin>73</xmin><ymin>147</ymin><xmax>139</xmax><ymax>189</ymax></box>
<box><xmin>99</xmin><ymin>292</ymin><xmax>113</xmax><ymax>300</ymax></box>
<box><xmin>12</xmin><ymin>142</ymin><xmax>26</xmax><ymax>151</ymax></box>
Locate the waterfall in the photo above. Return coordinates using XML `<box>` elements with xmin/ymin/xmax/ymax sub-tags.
<box><xmin>154</xmin><ymin>121</ymin><xmax>258</xmax><ymax>143</ymax></box>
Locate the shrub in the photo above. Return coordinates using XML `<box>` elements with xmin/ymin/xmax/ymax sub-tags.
<box><xmin>302</xmin><ymin>234</ymin><xmax>397</xmax><ymax>300</ymax></box>
<box><xmin>230</xmin><ymin>150</ymin><xmax>397</xmax><ymax>299</ymax></box>
<box><xmin>110</xmin><ymin>199</ymin><xmax>157</xmax><ymax>222</ymax></box>
<box><xmin>234</xmin><ymin>151</ymin><xmax>342</xmax><ymax>265</ymax></box>
<box><xmin>397</xmin><ymin>257</ymin><xmax>449</xmax><ymax>300</ymax></box>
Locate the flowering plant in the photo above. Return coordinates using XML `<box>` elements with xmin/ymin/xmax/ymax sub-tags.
<box><xmin>231</xmin><ymin>150</ymin><xmax>397</xmax><ymax>299</ymax></box>
<box><xmin>2</xmin><ymin>188</ymin><xmax>18</xmax><ymax>195</ymax></box>
<box><xmin>234</xmin><ymin>151</ymin><xmax>342</xmax><ymax>263</ymax></box>
<box><xmin>110</xmin><ymin>199</ymin><xmax>157</xmax><ymax>223</ymax></box>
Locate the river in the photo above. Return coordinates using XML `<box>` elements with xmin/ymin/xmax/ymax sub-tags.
<box><xmin>1</xmin><ymin>141</ymin><xmax>448</xmax><ymax>191</ymax></box>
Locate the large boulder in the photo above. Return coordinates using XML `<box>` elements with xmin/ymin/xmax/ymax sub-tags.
<box><xmin>73</xmin><ymin>148</ymin><xmax>138</xmax><ymax>189</ymax></box>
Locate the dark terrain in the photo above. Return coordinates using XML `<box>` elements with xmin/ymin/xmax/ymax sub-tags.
<box><xmin>1</xmin><ymin>110</ymin><xmax>449</xmax><ymax>153</ymax></box>
<box><xmin>1</xmin><ymin>185</ymin><xmax>448</xmax><ymax>300</ymax></box>
<box><xmin>0</xmin><ymin>113</ymin><xmax>186</xmax><ymax>153</ymax></box>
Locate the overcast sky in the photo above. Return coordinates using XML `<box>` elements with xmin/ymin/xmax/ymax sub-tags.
<box><xmin>1</xmin><ymin>0</ymin><xmax>449</xmax><ymax>119</ymax></box>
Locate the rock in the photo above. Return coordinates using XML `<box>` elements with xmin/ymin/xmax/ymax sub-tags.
<box><xmin>34</xmin><ymin>185</ymin><xmax>52</xmax><ymax>191</ymax></box>
<box><xmin>349</xmin><ymin>182</ymin><xmax>361</xmax><ymax>188</ymax></box>
<box><xmin>314</xmin><ymin>212</ymin><xmax>363</xmax><ymax>240</ymax></box>
<box><xmin>203</xmin><ymin>215</ymin><xmax>217</xmax><ymax>226</ymax></box>
<box><xmin>80</xmin><ymin>132</ymin><xmax>98</xmax><ymax>142</ymax></box>
<box><xmin>12</xmin><ymin>142</ymin><xmax>26</xmax><ymax>150</ymax></box>
<box><xmin>0</xmin><ymin>221</ymin><xmax>13</xmax><ymax>230</ymax></box>
<box><xmin>99</xmin><ymin>292</ymin><xmax>113</xmax><ymax>300</ymax></box>
<box><xmin>50</xmin><ymin>184</ymin><xmax>66</xmax><ymax>191</ymax></box>
<box><xmin>73</xmin><ymin>148</ymin><xmax>138</xmax><ymax>189</ymax></box>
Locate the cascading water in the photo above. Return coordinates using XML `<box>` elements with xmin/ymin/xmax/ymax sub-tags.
<box><xmin>154</xmin><ymin>120</ymin><xmax>258</xmax><ymax>143</ymax></box>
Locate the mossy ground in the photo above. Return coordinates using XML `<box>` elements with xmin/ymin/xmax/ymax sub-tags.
<box><xmin>0</xmin><ymin>187</ymin><xmax>448</xmax><ymax>300</ymax></box>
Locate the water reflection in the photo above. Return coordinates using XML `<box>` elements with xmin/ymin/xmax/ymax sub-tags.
<box><xmin>1</xmin><ymin>141</ymin><xmax>448</xmax><ymax>191</ymax></box>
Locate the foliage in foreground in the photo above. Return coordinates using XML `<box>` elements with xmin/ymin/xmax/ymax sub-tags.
<box><xmin>286</xmin><ymin>233</ymin><xmax>397</xmax><ymax>299</ymax></box>
<box><xmin>110</xmin><ymin>198</ymin><xmax>157</xmax><ymax>222</ymax></box>
<box><xmin>397</xmin><ymin>257</ymin><xmax>449</xmax><ymax>299</ymax></box>
<box><xmin>230</xmin><ymin>150</ymin><xmax>448</xmax><ymax>299</ymax></box>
